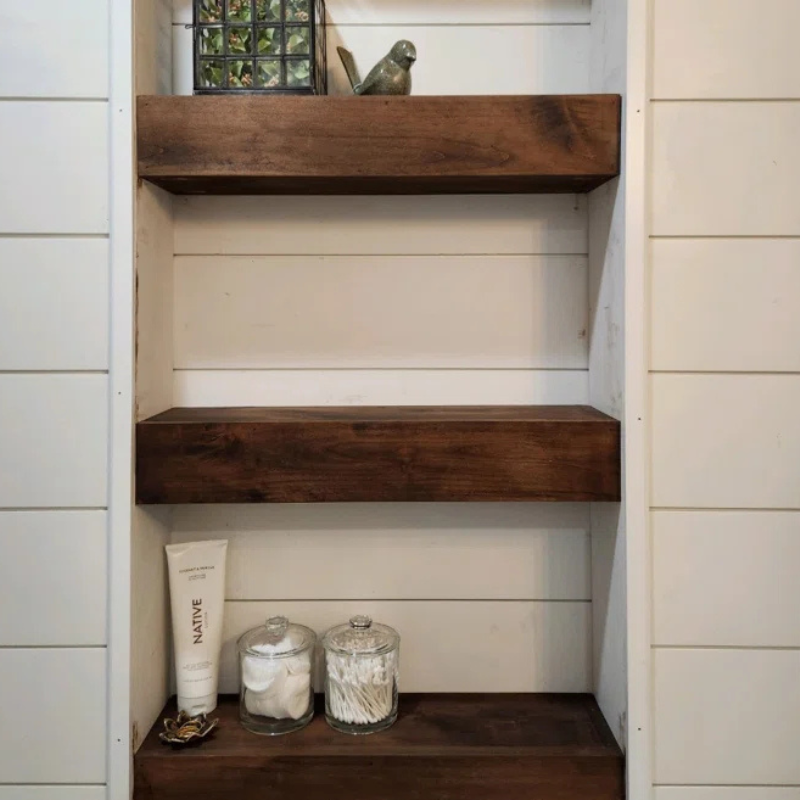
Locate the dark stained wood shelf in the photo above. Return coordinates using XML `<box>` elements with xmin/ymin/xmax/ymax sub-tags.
<box><xmin>137</xmin><ymin>94</ymin><xmax>621</xmax><ymax>195</ymax></box>
<box><xmin>134</xmin><ymin>694</ymin><xmax>624</xmax><ymax>800</ymax></box>
<box><xmin>136</xmin><ymin>405</ymin><xmax>621</xmax><ymax>504</ymax></box>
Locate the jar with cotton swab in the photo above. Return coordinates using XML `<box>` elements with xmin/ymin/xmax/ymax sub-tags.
<box><xmin>237</xmin><ymin>616</ymin><xmax>316</xmax><ymax>736</ymax></box>
<box><xmin>322</xmin><ymin>615</ymin><xmax>399</xmax><ymax>735</ymax></box>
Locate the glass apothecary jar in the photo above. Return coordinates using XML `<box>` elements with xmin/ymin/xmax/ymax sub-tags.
<box><xmin>322</xmin><ymin>615</ymin><xmax>400</xmax><ymax>735</ymax></box>
<box><xmin>238</xmin><ymin>616</ymin><xmax>316</xmax><ymax>735</ymax></box>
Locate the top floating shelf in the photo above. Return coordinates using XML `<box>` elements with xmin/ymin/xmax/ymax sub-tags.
<box><xmin>137</xmin><ymin>95</ymin><xmax>621</xmax><ymax>195</ymax></box>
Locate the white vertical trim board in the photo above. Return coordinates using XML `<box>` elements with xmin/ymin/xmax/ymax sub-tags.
<box><xmin>651</xmin><ymin>239</ymin><xmax>800</xmax><ymax>373</ymax></box>
<box><xmin>653</xmin><ymin>510</ymin><xmax>800</xmax><ymax>647</ymax></box>
<box><xmin>0</xmin><ymin>374</ymin><xmax>108</xmax><ymax>508</ymax></box>
<box><xmin>0</xmin><ymin>239</ymin><xmax>110</xmax><ymax>371</ymax></box>
<box><xmin>653</xmin><ymin>0</ymin><xmax>800</xmax><ymax>100</ymax></box>
<box><xmin>220</xmin><ymin>601</ymin><xmax>592</xmax><ymax>694</ymax></box>
<box><xmin>651</xmin><ymin>103</ymin><xmax>800</xmax><ymax>237</ymax></box>
<box><xmin>107</xmin><ymin>0</ymin><xmax>135</xmax><ymax>797</ymax></box>
<box><xmin>0</xmin><ymin>649</ymin><xmax>107</xmax><ymax>783</ymax></box>
<box><xmin>651</xmin><ymin>374</ymin><xmax>800</xmax><ymax>509</ymax></box>
<box><xmin>0</xmin><ymin>102</ymin><xmax>109</xmax><ymax>234</ymax></box>
<box><xmin>172</xmin><ymin>503</ymin><xmax>591</xmax><ymax>601</ymax></box>
<box><xmin>173</xmin><ymin>195</ymin><xmax>588</xmax><ymax>256</ymax></box>
<box><xmin>0</xmin><ymin>511</ymin><xmax>107</xmax><ymax>646</ymax></box>
<box><xmin>0</xmin><ymin>0</ymin><xmax>109</xmax><ymax>99</ymax></box>
<box><xmin>654</xmin><ymin>648</ymin><xmax>800</xmax><ymax>785</ymax></box>
<box><xmin>625</xmin><ymin>0</ymin><xmax>654</xmax><ymax>791</ymax></box>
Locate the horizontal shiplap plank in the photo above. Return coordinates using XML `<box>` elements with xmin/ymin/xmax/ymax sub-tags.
<box><xmin>0</xmin><ymin>0</ymin><xmax>108</xmax><ymax>98</ymax></box>
<box><xmin>172</xmin><ymin>504</ymin><xmax>591</xmax><ymax>600</ymax></box>
<box><xmin>655</xmin><ymin>649</ymin><xmax>800</xmax><ymax>785</ymax></box>
<box><xmin>327</xmin><ymin>0</ymin><xmax>591</xmax><ymax>24</ymax></box>
<box><xmin>174</xmin><ymin>369</ymin><xmax>589</xmax><ymax>407</ymax></box>
<box><xmin>173</xmin><ymin>0</ymin><xmax>592</xmax><ymax>25</ymax></box>
<box><xmin>651</xmin><ymin>374</ymin><xmax>800</xmax><ymax>509</ymax></box>
<box><xmin>653</xmin><ymin>0</ymin><xmax>800</xmax><ymax>100</ymax></box>
<box><xmin>651</xmin><ymin>239</ymin><xmax>800</xmax><ymax>372</ymax></box>
<box><xmin>0</xmin><ymin>375</ymin><xmax>108</xmax><ymax>508</ymax></box>
<box><xmin>652</xmin><ymin>103</ymin><xmax>800</xmax><ymax>236</ymax></box>
<box><xmin>653</xmin><ymin>510</ymin><xmax>800</xmax><ymax>647</ymax></box>
<box><xmin>175</xmin><ymin>255</ymin><xmax>588</xmax><ymax>369</ymax></box>
<box><xmin>0</xmin><ymin>511</ymin><xmax>107</xmax><ymax>646</ymax></box>
<box><xmin>0</xmin><ymin>649</ymin><xmax>106</xmax><ymax>783</ymax></box>
<box><xmin>656</xmin><ymin>791</ymin><xmax>800</xmax><ymax>800</ymax></box>
<box><xmin>0</xmin><ymin>790</ymin><xmax>107</xmax><ymax>800</ymax></box>
<box><xmin>0</xmin><ymin>103</ymin><xmax>108</xmax><ymax>234</ymax></box>
<box><xmin>331</xmin><ymin>26</ymin><xmax>588</xmax><ymax>96</ymax></box>
<box><xmin>0</xmin><ymin>239</ymin><xmax>109</xmax><ymax>370</ymax></box>
<box><xmin>220</xmin><ymin>601</ymin><xmax>591</xmax><ymax>693</ymax></box>
<box><xmin>171</xmin><ymin>25</ymin><xmax>589</xmax><ymax>96</ymax></box>
<box><xmin>174</xmin><ymin>195</ymin><xmax>587</xmax><ymax>256</ymax></box>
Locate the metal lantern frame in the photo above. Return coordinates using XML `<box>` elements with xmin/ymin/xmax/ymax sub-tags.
<box><xmin>193</xmin><ymin>0</ymin><xmax>327</xmax><ymax>95</ymax></box>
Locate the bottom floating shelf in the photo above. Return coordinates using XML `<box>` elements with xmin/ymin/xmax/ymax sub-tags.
<box><xmin>134</xmin><ymin>694</ymin><xmax>624</xmax><ymax>800</ymax></box>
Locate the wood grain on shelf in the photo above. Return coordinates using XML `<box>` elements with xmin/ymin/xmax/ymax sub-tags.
<box><xmin>136</xmin><ymin>405</ymin><xmax>621</xmax><ymax>504</ymax></box>
<box><xmin>134</xmin><ymin>694</ymin><xmax>625</xmax><ymax>800</ymax></box>
<box><xmin>137</xmin><ymin>95</ymin><xmax>621</xmax><ymax>195</ymax></box>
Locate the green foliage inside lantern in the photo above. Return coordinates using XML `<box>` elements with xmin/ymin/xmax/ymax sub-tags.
<box><xmin>195</xmin><ymin>0</ymin><xmax>325</xmax><ymax>93</ymax></box>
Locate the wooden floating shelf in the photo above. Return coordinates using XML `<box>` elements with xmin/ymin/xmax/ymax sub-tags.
<box><xmin>134</xmin><ymin>694</ymin><xmax>624</xmax><ymax>800</ymax></box>
<box><xmin>135</xmin><ymin>405</ymin><xmax>621</xmax><ymax>504</ymax></box>
<box><xmin>137</xmin><ymin>94</ymin><xmax>621</xmax><ymax>195</ymax></box>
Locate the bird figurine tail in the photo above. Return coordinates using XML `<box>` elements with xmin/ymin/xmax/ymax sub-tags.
<box><xmin>336</xmin><ymin>46</ymin><xmax>362</xmax><ymax>92</ymax></box>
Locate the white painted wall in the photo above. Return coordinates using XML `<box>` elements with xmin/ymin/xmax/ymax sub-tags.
<box><xmin>0</xmin><ymin>1</ymin><xmax>112</xmax><ymax>796</ymax></box>
<box><xmin>648</xmin><ymin>0</ymin><xmax>800</xmax><ymax>795</ymax></box>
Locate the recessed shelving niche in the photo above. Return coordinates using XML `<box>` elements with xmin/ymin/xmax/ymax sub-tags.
<box><xmin>130</xmin><ymin>1</ymin><xmax>630</xmax><ymax>794</ymax></box>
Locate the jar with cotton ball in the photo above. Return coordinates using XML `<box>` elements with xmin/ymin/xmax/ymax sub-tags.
<box><xmin>237</xmin><ymin>616</ymin><xmax>316</xmax><ymax>735</ymax></box>
<box><xmin>322</xmin><ymin>615</ymin><xmax>399</xmax><ymax>735</ymax></box>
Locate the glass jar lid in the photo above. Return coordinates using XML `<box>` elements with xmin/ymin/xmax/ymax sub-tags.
<box><xmin>322</xmin><ymin>615</ymin><xmax>400</xmax><ymax>656</ymax></box>
<box><xmin>237</xmin><ymin>615</ymin><xmax>316</xmax><ymax>658</ymax></box>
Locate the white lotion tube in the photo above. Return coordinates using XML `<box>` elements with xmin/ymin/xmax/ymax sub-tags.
<box><xmin>166</xmin><ymin>540</ymin><xmax>228</xmax><ymax>715</ymax></box>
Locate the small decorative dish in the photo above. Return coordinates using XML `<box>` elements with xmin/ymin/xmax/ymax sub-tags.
<box><xmin>159</xmin><ymin>710</ymin><xmax>219</xmax><ymax>747</ymax></box>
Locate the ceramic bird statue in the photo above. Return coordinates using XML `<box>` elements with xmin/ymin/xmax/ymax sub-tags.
<box><xmin>336</xmin><ymin>40</ymin><xmax>417</xmax><ymax>96</ymax></box>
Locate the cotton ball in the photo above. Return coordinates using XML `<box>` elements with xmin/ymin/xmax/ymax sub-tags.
<box><xmin>283</xmin><ymin>653</ymin><xmax>312</xmax><ymax>676</ymax></box>
<box><xmin>283</xmin><ymin>673</ymin><xmax>312</xmax><ymax>720</ymax></box>
<box><xmin>245</xmin><ymin>688</ymin><xmax>285</xmax><ymax>719</ymax></box>
<box><xmin>243</xmin><ymin>656</ymin><xmax>287</xmax><ymax>693</ymax></box>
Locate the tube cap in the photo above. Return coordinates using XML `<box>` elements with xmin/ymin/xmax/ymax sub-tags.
<box><xmin>177</xmin><ymin>693</ymin><xmax>217</xmax><ymax>716</ymax></box>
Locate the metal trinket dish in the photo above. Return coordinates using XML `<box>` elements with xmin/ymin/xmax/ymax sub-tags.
<box><xmin>159</xmin><ymin>710</ymin><xmax>219</xmax><ymax>746</ymax></box>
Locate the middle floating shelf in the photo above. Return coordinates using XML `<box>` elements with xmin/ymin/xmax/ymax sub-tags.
<box><xmin>136</xmin><ymin>405</ymin><xmax>621</xmax><ymax>504</ymax></box>
<box><xmin>137</xmin><ymin>94</ymin><xmax>621</xmax><ymax>195</ymax></box>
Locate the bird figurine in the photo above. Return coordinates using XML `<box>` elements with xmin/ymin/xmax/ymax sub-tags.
<box><xmin>336</xmin><ymin>40</ymin><xmax>417</xmax><ymax>96</ymax></box>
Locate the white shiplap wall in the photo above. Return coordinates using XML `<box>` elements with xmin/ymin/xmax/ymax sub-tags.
<box><xmin>649</xmin><ymin>0</ymin><xmax>800</xmax><ymax>794</ymax></box>
<box><xmin>0</xmin><ymin>0</ymin><xmax>111</xmax><ymax>795</ymax></box>
<box><xmin>167</xmin><ymin>0</ymin><xmax>597</xmax><ymax>696</ymax></box>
